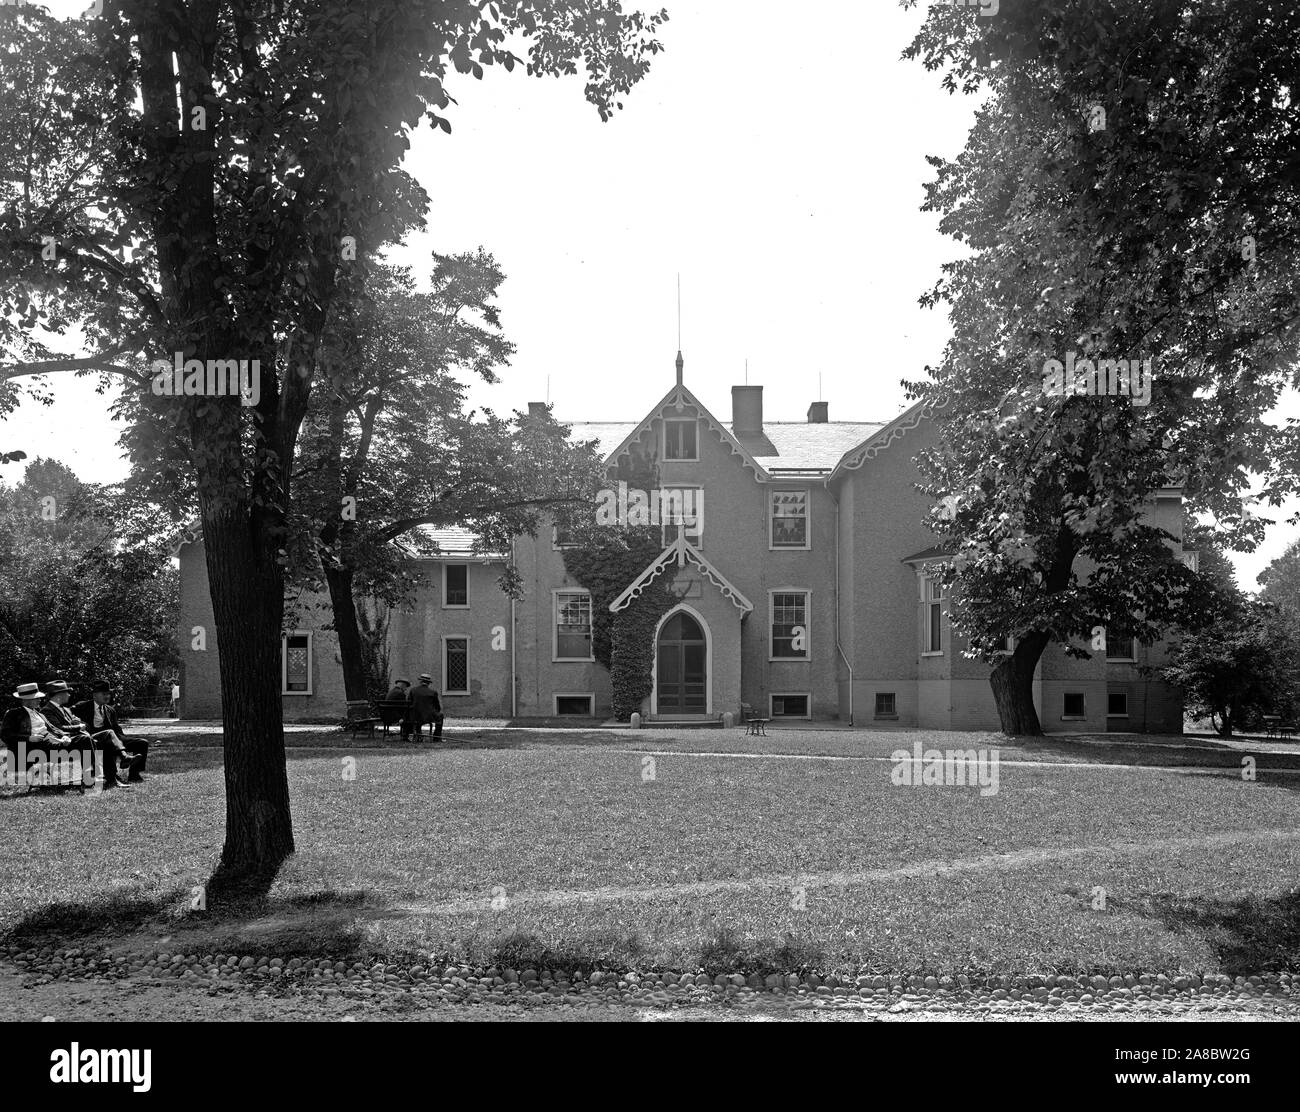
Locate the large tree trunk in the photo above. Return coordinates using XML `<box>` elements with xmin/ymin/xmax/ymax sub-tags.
<box><xmin>202</xmin><ymin>501</ymin><xmax>295</xmax><ymax>874</ymax></box>
<box><xmin>323</xmin><ymin>564</ymin><xmax>370</xmax><ymax>703</ymax></box>
<box><xmin>990</xmin><ymin>630</ymin><xmax>1051</xmax><ymax>736</ymax></box>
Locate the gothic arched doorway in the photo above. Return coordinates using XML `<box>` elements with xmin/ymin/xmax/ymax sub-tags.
<box><xmin>656</xmin><ymin>609</ymin><xmax>707</xmax><ymax>713</ymax></box>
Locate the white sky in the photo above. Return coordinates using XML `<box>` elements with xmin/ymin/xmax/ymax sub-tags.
<box><xmin>5</xmin><ymin>0</ymin><xmax>1298</xmax><ymax>588</ymax></box>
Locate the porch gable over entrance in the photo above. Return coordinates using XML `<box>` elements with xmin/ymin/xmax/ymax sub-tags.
<box><xmin>608</xmin><ymin>535</ymin><xmax>754</xmax><ymax>615</ymax></box>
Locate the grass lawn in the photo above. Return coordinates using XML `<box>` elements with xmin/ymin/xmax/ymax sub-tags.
<box><xmin>2</xmin><ymin>727</ymin><xmax>1299</xmax><ymax>981</ymax></box>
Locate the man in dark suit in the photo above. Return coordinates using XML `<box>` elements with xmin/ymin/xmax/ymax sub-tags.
<box><xmin>73</xmin><ymin>681</ymin><xmax>149</xmax><ymax>783</ymax></box>
<box><xmin>1</xmin><ymin>682</ymin><xmax>95</xmax><ymax>787</ymax></box>
<box><xmin>385</xmin><ymin>678</ymin><xmax>411</xmax><ymax>703</ymax></box>
<box><xmin>46</xmin><ymin>679</ymin><xmax>138</xmax><ymax>787</ymax></box>
<box><xmin>405</xmin><ymin>673</ymin><xmax>444</xmax><ymax>740</ymax></box>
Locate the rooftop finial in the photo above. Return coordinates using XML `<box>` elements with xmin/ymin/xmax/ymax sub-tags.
<box><xmin>676</xmin><ymin>349</ymin><xmax>684</xmax><ymax>386</ymax></box>
<box><xmin>675</xmin><ymin>273</ymin><xmax>684</xmax><ymax>386</ymax></box>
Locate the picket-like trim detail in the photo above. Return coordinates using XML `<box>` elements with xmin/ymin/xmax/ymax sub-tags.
<box><xmin>609</xmin><ymin>535</ymin><xmax>754</xmax><ymax>614</ymax></box>
<box><xmin>829</xmin><ymin>393</ymin><xmax>951</xmax><ymax>481</ymax></box>
<box><xmin>606</xmin><ymin>383</ymin><xmax>768</xmax><ymax>481</ymax></box>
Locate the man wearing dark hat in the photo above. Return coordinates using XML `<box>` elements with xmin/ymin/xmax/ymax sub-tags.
<box><xmin>45</xmin><ymin>679</ymin><xmax>138</xmax><ymax>787</ymax></box>
<box><xmin>73</xmin><ymin>681</ymin><xmax>149</xmax><ymax>783</ymax></box>
<box><xmin>385</xmin><ymin>678</ymin><xmax>412</xmax><ymax>704</ymax></box>
<box><xmin>405</xmin><ymin>673</ymin><xmax>444</xmax><ymax>741</ymax></box>
<box><xmin>1</xmin><ymin>682</ymin><xmax>93</xmax><ymax>786</ymax></box>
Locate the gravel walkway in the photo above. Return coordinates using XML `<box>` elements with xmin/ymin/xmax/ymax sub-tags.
<box><xmin>4</xmin><ymin>946</ymin><xmax>1296</xmax><ymax>1022</ymax></box>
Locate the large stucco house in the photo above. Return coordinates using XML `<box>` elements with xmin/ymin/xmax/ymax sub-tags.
<box><xmin>176</xmin><ymin>357</ymin><xmax>1190</xmax><ymax>731</ymax></box>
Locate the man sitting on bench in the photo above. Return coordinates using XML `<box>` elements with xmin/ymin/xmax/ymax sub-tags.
<box><xmin>404</xmin><ymin>673</ymin><xmax>444</xmax><ymax>741</ymax></box>
<box><xmin>74</xmin><ymin>681</ymin><xmax>149</xmax><ymax>783</ymax></box>
<box><xmin>44</xmin><ymin>679</ymin><xmax>139</xmax><ymax>787</ymax></box>
<box><xmin>1</xmin><ymin>682</ymin><xmax>95</xmax><ymax>787</ymax></box>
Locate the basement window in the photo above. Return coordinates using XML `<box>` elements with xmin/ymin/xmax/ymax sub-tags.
<box><xmin>1062</xmin><ymin>692</ymin><xmax>1086</xmax><ymax>719</ymax></box>
<box><xmin>771</xmin><ymin>694</ymin><xmax>810</xmax><ymax>718</ymax></box>
<box><xmin>874</xmin><ymin>692</ymin><xmax>897</xmax><ymax>719</ymax></box>
<box><xmin>555</xmin><ymin>694</ymin><xmax>594</xmax><ymax>717</ymax></box>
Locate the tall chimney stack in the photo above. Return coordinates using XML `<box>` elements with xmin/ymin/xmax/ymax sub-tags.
<box><xmin>732</xmin><ymin>385</ymin><xmax>763</xmax><ymax>436</ymax></box>
<box><xmin>527</xmin><ymin>401</ymin><xmax>548</xmax><ymax>419</ymax></box>
<box><xmin>807</xmin><ymin>401</ymin><xmax>828</xmax><ymax>424</ymax></box>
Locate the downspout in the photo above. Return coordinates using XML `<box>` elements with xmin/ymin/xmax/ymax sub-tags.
<box><xmin>510</xmin><ymin>538</ymin><xmax>517</xmax><ymax>719</ymax></box>
<box><xmin>831</xmin><ymin>486</ymin><xmax>853</xmax><ymax>726</ymax></box>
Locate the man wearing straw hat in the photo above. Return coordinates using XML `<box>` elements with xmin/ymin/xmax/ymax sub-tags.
<box><xmin>1</xmin><ymin>682</ymin><xmax>94</xmax><ymax>787</ymax></box>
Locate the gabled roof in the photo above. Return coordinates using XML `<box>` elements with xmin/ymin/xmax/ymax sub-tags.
<box><xmin>601</xmin><ymin>382</ymin><xmax>769</xmax><ymax>480</ymax></box>
<box><xmin>565</xmin><ymin>415</ymin><xmax>887</xmax><ymax>476</ymax></box>
<box><xmin>828</xmin><ymin>393</ymin><xmax>950</xmax><ymax>483</ymax></box>
<box><xmin>609</xmin><ymin>534</ymin><xmax>754</xmax><ymax>614</ymax></box>
<box><xmin>393</xmin><ymin>526</ymin><xmax>506</xmax><ymax>560</ymax></box>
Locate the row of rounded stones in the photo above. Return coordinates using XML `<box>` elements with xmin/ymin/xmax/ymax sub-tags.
<box><xmin>8</xmin><ymin>948</ymin><xmax>1297</xmax><ymax>1005</ymax></box>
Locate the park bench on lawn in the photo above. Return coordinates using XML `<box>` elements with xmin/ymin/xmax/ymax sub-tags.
<box><xmin>1</xmin><ymin>742</ymin><xmax>94</xmax><ymax>794</ymax></box>
<box><xmin>347</xmin><ymin>700</ymin><xmax>409</xmax><ymax>738</ymax></box>
<box><xmin>740</xmin><ymin>702</ymin><xmax>770</xmax><ymax>737</ymax></box>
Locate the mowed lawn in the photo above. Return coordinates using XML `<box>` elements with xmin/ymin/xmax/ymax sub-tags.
<box><xmin>2</xmin><ymin>730</ymin><xmax>1299</xmax><ymax>979</ymax></box>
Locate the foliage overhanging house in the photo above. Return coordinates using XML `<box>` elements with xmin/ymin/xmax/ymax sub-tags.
<box><xmin>177</xmin><ymin>358</ymin><xmax>1190</xmax><ymax>731</ymax></box>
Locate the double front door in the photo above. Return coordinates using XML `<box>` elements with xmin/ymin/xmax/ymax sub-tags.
<box><xmin>656</xmin><ymin>611</ymin><xmax>706</xmax><ymax>713</ymax></box>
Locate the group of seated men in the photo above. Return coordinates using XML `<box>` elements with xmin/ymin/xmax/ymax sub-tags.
<box><xmin>384</xmin><ymin>674</ymin><xmax>445</xmax><ymax>740</ymax></box>
<box><xmin>1</xmin><ymin>680</ymin><xmax>149</xmax><ymax>788</ymax></box>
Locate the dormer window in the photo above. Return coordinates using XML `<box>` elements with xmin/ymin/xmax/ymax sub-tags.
<box><xmin>664</xmin><ymin>420</ymin><xmax>698</xmax><ymax>461</ymax></box>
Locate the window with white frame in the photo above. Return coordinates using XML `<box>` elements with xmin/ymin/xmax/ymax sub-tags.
<box><xmin>771</xmin><ymin>693</ymin><xmax>810</xmax><ymax>718</ymax></box>
<box><xmin>662</xmin><ymin>487</ymin><xmax>703</xmax><ymax>549</ymax></box>
<box><xmin>555</xmin><ymin>591</ymin><xmax>593</xmax><ymax>660</ymax></box>
<box><xmin>771</xmin><ymin>591</ymin><xmax>809</xmax><ymax>659</ymax></box>
<box><xmin>770</xmin><ymin>490</ymin><xmax>809</xmax><ymax>549</ymax></box>
<box><xmin>663</xmin><ymin>419</ymin><xmax>698</xmax><ymax>461</ymax></box>
<box><xmin>443</xmin><ymin>636</ymin><xmax>469</xmax><ymax>694</ymax></box>
<box><xmin>555</xmin><ymin>694</ymin><xmax>595</xmax><ymax>716</ymax></box>
<box><xmin>924</xmin><ymin>577</ymin><xmax>943</xmax><ymax>654</ymax></box>
<box><xmin>443</xmin><ymin>564</ymin><xmax>469</xmax><ymax>607</ymax></box>
<box><xmin>282</xmin><ymin>632</ymin><xmax>312</xmax><ymax>695</ymax></box>
<box><xmin>553</xmin><ymin>524</ymin><xmax>578</xmax><ymax>549</ymax></box>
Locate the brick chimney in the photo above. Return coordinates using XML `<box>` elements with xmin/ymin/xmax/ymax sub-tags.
<box><xmin>527</xmin><ymin>402</ymin><xmax>548</xmax><ymax>418</ymax></box>
<box><xmin>807</xmin><ymin>401</ymin><xmax>828</xmax><ymax>424</ymax></box>
<box><xmin>731</xmin><ymin>385</ymin><xmax>763</xmax><ymax>436</ymax></box>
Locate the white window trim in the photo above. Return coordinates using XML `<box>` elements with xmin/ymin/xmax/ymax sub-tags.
<box><xmin>553</xmin><ymin>692</ymin><xmax>596</xmax><ymax>716</ymax></box>
<box><xmin>552</xmin><ymin>588</ymin><xmax>595</xmax><ymax>662</ymax></box>
<box><xmin>768</xmin><ymin>587</ymin><xmax>811</xmax><ymax>662</ymax></box>
<box><xmin>768</xmin><ymin>488</ymin><xmax>811</xmax><ymax>551</ymax></box>
<box><xmin>662</xmin><ymin>418</ymin><xmax>700</xmax><ymax>462</ymax></box>
<box><xmin>994</xmin><ymin>635</ymin><xmax>1016</xmax><ymax>656</ymax></box>
<box><xmin>442</xmin><ymin>563</ymin><xmax>470</xmax><ymax>610</ymax></box>
<box><xmin>552</xmin><ymin>524</ymin><xmax>578</xmax><ymax>550</ymax></box>
<box><xmin>660</xmin><ymin>485</ymin><xmax>704</xmax><ymax>549</ymax></box>
<box><xmin>281</xmin><ymin>630</ymin><xmax>313</xmax><ymax>696</ymax></box>
<box><xmin>442</xmin><ymin>634</ymin><xmax>470</xmax><ymax>695</ymax></box>
<box><xmin>770</xmin><ymin>692</ymin><xmax>812</xmax><ymax>720</ymax></box>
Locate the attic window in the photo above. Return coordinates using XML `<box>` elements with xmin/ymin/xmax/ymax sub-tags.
<box><xmin>664</xmin><ymin>420</ymin><xmax>698</xmax><ymax>461</ymax></box>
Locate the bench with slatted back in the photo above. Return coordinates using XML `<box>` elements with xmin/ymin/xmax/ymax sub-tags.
<box><xmin>347</xmin><ymin>700</ymin><xmax>413</xmax><ymax>739</ymax></box>
<box><xmin>740</xmin><ymin>702</ymin><xmax>770</xmax><ymax>737</ymax></box>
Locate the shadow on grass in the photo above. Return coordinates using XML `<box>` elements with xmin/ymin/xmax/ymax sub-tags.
<box><xmin>1136</xmin><ymin>888</ymin><xmax>1300</xmax><ymax>974</ymax></box>
<box><xmin>1008</xmin><ymin>732</ymin><xmax>1300</xmax><ymax>772</ymax></box>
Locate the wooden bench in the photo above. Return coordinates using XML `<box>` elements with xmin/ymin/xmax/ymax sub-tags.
<box><xmin>740</xmin><ymin>703</ymin><xmax>770</xmax><ymax>737</ymax></box>
<box><xmin>2</xmin><ymin>742</ymin><xmax>94</xmax><ymax>794</ymax></box>
<box><xmin>347</xmin><ymin>700</ymin><xmax>412</xmax><ymax>738</ymax></box>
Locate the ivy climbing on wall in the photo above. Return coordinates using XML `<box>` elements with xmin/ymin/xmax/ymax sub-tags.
<box><xmin>559</xmin><ymin>441</ymin><xmax>680</xmax><ymax>720</ymax></box>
